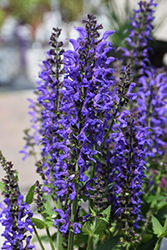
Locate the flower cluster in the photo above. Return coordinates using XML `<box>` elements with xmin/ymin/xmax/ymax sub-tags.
<box><xmin>137</xmin><ymin>69</ymin><xmax>167</xmax><ymax>157</ymax></box>
<box><xmin>94</xmin><ymin>66</ymin><xmax>147</xmax><ymax>244</ymax></box>
<box><xmin>110</xmin><ymin>112</ymin><xmax>147</xmax><ymax>224</ymax></box>
<box><xmin>26</xmin><ymin>14</ymin><xmax>122</xmax><ymax>235</ymax></box>
<box><xmin>0</xmin><ymin>151</ymin><xmax>34</xmax><ymax>250</ymax></box>
<box><xmin>121</xmin><ymin>0</ymin><xmax>167</xmax><ymax>160</ymax></box>
<box><xmin>123</xmin><ymin>0</ymin><xmax>157</xmax><ymax>77</ymax></box>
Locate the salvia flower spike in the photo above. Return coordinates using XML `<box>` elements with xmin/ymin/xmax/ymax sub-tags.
<box><xmin>0</xmin><ymin>151</ymin><xmax>35</xmax><ymax>250</ymax></box>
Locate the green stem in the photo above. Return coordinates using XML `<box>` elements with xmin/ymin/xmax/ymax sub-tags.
<box><xmin>68</xmin><ymin>197</ymin><xmax>78</xmax><ymax>250</ymax></box>
<box><xmin>57</xmin><ymin>224</ymin><xmax>63</xmax><ymax>250</ymax></box>
<box><xmin>68</xmin><ymin>229</ymin><xmax>74</xmax><ymax>250</ymax></box>
<box><xmin>46</xmin><ymin>227</ymin><xmax>55</xmax><ymax>250</ymax></box>
<box><xmin>153</xmin><ymin>237</ymin><xmax>162</xmax><ymax>250</ymax></box>
<box><xmin>57</xmin><ymin>198</ymin><xmax>63</xmax><ymax>250</ymax></box>
<box><xmin>86</xmin><ymin>235</ymin><xmax>93</xmax><ymax>250</ymax></box>
<box><xmin>90</xmin><ymin>143</ymin><xmax>96</xmax><ymax>181</ymax></box>
<box><xmin>33</xmin><ymin>226</ymin><xmax>45</xmax><ymax>250</ymax></box>
<box><xmin>163</xmin><ymin>215</ymin><xmax>167</xmax><ymax>233</ymax></box>
<box><xmin>89</xmin><ymin>160</ymin><xmax>96</xmax><ymax>211</ymax></box>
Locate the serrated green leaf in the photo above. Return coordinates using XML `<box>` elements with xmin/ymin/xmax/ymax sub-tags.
<box><xmin>82</xmin><ymin>222</ymin><xmax>94</xmax><ymax>236</ymax></box>
<box><xmin>43</xmin><ymin>195</ymin><xmax>51</xmax><ymax>211</ymax></box>
<box><xmin>92</xmin><ymin>206</ymin><xmax>112</xmax><ymax>236</ymax></box>
<box><xmin>0</xmin><ymin>181</ymin><xmax>5</xmax><ymax>192</ymax></box>
<box><xmin>26</xmin><ymin>184</ymin><xmax>35</xmax><ymax>204</ymax></box>
<box><xmin>151</xmin><ymin>215</ymin><xmax>163</xmax><ymax>237</ymax></box>
<box><xmin>93</xmin><ymin>217</ymin><xmax>107</xmax><ymax>235</ymax></box>
<box><xmin>42</xmin><ymin>195</ymin><xmax>54</xmax><ymax>227</ymax></box>
<box><xmin>101</xmin><ymin>205</ymin><xmax>111</xmax><ymax>223</ymax></box>
<box><xmin>89</xmin><ymin>207</ymin><xmax>96</xmax><ymax>217</ymax></box>
<box><xmin>31</xmin><ymin>217</ymin><xmax>47</xmax><ymax>229</ymax></box>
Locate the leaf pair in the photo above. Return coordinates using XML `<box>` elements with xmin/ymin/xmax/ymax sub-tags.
<box><xmin>82</xmin><ymin>206</ymin><xmax>111</xmax><ymax>238</ymax></box>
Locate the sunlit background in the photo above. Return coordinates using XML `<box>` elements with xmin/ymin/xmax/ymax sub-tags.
<box><xmin>0</xmin><ymin>0</ymin><xmax>167</xmax><ymax>248</ymax></box>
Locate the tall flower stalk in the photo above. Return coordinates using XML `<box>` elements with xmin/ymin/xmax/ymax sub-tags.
<box><xmin>22</xmin><ymin>14</ymin><xmax>120</xmax><ymax>249</ymax></box>
<box><xmin>123</xmin><ymin>0</ymin><xmax>167</xmax><ymax>159</ymax></box>
<box><xmin>123</xmin><ymin>0</ymin><xmax>157</xmax><ymax>78</ymax></box>
<box><xmin>0</xmin><ymin>151</ymin><xmax>34</xmax><ymax>250</ymax></box>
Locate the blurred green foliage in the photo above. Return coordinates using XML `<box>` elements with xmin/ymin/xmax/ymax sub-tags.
<box><xmin>104</xmin><ymin>0</ymin><xmax>132</xmax><ymax>46</ymax></box>
<box><xmin>0</xmin><ymin>0</ymin><xmax>50</xmax><ymax>29</ymax></box>
<box><xmin>0</xmin><ymin>8</ymin><xmax>6</xmax><ymax>27</ymax></box>
<box><xmin>91</xmin><ymin>0</ymin><xmax>133</xmax><ymax>47</ymax></box>
<box><xmin>0</xmin><ymin>0</ymin><xmax>84</xmax><ymax>29</ymax></box>
<box><xmin>0</xmin><ymin>0</ymin><xmax>163</xmax><ymax>49</ymax></box>
<box><xmin>59</xmin><ymin>0</ymin><xmax>83</xmax><ymax>22</ymax></box>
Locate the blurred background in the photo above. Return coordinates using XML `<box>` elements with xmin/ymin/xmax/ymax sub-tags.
<box><xmin>0</xmin><ymin>0</ymin><xmax>167</xmax><ymax>89</ymax></box>
<box><xmin>0</xmin><ymin>0</ymin><xmax>167</xmax><ymax>248</ymax></box>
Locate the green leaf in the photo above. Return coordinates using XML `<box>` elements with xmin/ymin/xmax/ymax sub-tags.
<box><xmin>26</xmin><ymin>184</ymin><xmax>35</xmax><ymax>204</ymax></box>
<box><xmin>93</xmin><ymin>217</ymin><xmax>107</xmax><ymax>235</ymax></box>
<box><xmin>89</xmin><ymin>207</ymin><xmax>96</xmax><ymax>217</ymax></box>
<box><xmin>101</xmin><ymin>205</ymin><xmax>111</xmax><ymax>223</ymax></box>
<box><xmin>31</xmin><ymin>217</ymin><xmax>47</xmax><ymax>229</ymax></box>
<box><xmin>74</xmin><ymin>232</ymin><xmax>88</xmax><ymax>246</ymax></box>
<box><xmin>42</xmin><ymin>195</ymin><xmax>54</xmax><ymax>227</ymax></box>
<box><xmin>146</xmin><ymin>195</ymin><xmax>165</xmax><ymax>203</ymax></box>
<box><xmin>82</xmin><ymin>222</ymin><xmax>94</xmax><ymax>236</ymax></box>
<box><xmin>0</xmin><ymin>181</ymin><xmax>5</xmax><ymax>192</ymax></box>
<box><xmin>151</xmin><ymin>215</ymin><xmax>163</xmax><ymax>237</ymax></box>
<box><xmin>95</xmin><ymin>235</ymin><xmax>120</xmax><ymax>250</ymax></box>
<box><xmin>138</xmin><ymin>237</ymin><xmax>157</xmax><ymax>250</ymax></box>
<box><xmin>156</xmin><ymin>204</ymin><xmax>167</xmax><ymax>221</ymax></box>
<box><xmin>87</xmin><ymin>206</ymin><xmax>112</xmax><ymax>236</ymax></box>
<box><xmin>142</xmin><ymin>234</ymin><xmax>153</xmax><ymax>243</ymax></box>
<box><xmin>157</xmin><ymin>196</ymin><xmax>167</xmax><ymax>210</ymax></box>
<box><xmin>43</xmin><ymin>195</ymin><xmax>52</xmax><ymax>213</ymax></box>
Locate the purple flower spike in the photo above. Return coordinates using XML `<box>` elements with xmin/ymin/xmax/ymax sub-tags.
<box><xmin>109</xmin><ymin>113</ymin><xmax>148</xmax><ymax>228</ymax></box>
<box><xmin>0</xmin><ymin>153</ymin><xmax>35</xmax><ymax>250</ymax></box>
<box><xmin>123</xmin><ymin>0</ymin><xmax>157</xmax><ymax>76</ymax></box>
